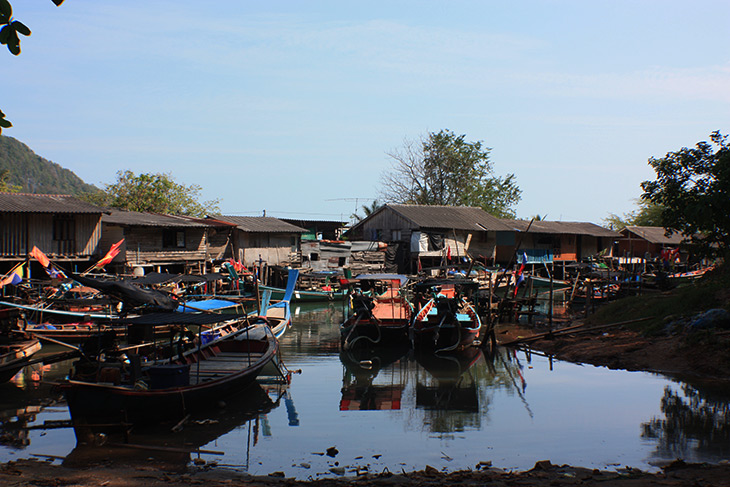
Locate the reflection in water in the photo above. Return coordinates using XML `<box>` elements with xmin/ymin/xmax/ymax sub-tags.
<box><xmin>64</xmin><ymin>382</ymin><xmax>283</xmax><ymax>471</ymax></box>
<box><xmin>642</xmin><ymin>382</ymin><xmax>730</xmax><ymax>463</ymax></box>
<box><xmin>3</xmin><ymin>303</ymin><xmax>730</xmax><ymax>476</ymax></box>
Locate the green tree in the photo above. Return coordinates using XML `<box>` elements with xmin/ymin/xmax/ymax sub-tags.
<box><xmin>350</xmin><ymin>199</ymin><xmax>382</xmax><ymax>223</ymax></box>
<box><xmin>83</xmin><ymin>170</ymin><xmax>220</xmax><ymax>217</ymax></box>
<box><xmin>641</xmin><ymin>131</ymin><xmax>730</xmax><ymax>255</ymax></box>
<box><xmin>380</xmin><ymin>130</ymin><xmax>521</xmax><ymax>218</ymax></box>
<box><xmin>0</xmin><ymin>0</ymin><xmax>65</xmax><ymax>134</ymax></box>
<box><xmin>0</xmin><ymin>168</ymin><xmax>20</xmax><ymax>192</ymax></box>
<box><xmin>603</xmin><ymin>200</ymin><xmax>665</xmax><ymax>230</ymax></box>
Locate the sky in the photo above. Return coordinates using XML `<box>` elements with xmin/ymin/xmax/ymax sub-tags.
<box><xmin>3</xmin><ymin>1</ymin><xmax>729</xmax><ymax>224</ymax></box>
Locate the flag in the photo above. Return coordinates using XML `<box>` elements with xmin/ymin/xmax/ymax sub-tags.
<box><xmin>95</xmin><ymin>239</ymin><xmax>124</xmax><ymax>268</ymax></box>
<box><xmin>513</xmin><ymin>252</ymin><xmax>527</xmax><ymax>297</ymax></box>
<box><xmin>0</xmin><ymin>263</ymin><xmax>24</xmax><ymax>288</ymax></box>
<box><xmin>30</xmin><ymin>246</ymin><xmax>50</xmax><ymax>268</ymax></box>
<box><xmin>446</xmin><ymin>245</ymin><xmax>452</xmax><ymax>261</ymax></box>
<box><xmin>46</xmin><ymin>263</ymin><xmax>67</xmax><ymax>279</ymax></box>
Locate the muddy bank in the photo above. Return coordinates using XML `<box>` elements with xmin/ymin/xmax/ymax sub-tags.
<box><xmin>3</xmin><ymin>458</ymin><xmax>730</xmax><ymax>486</ymax></box>
<box><xmin>496</xmin><ymin>321</ymin><xmax>730</xmax><ymax>383</ymax></box>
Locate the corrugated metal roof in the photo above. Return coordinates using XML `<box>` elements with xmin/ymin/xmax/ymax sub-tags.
<box><xmin>621</xmin><ymin>226</ymin><xmax>686</xmax><ymax>244</ymax></box>
<box><xmin>503</xmin><ymin>219</ymin><xmax>621</xmax><ymax>238</ymax></box>
<box><xmin>0</xmin><ymin>193</ymin><xmax>104</xmax><ymax>213</ymax></box>
<box><xmin>215</xmin><ymin>215</ymin><xmax>307</xmax><ymax>233</ymax></box>
<box><xmin>384</xmin><ymin>204</ymin><xmax>514</xmax><ymax>232</ymax></box>
<box><xmin>103</xmin><ymin>209</ymin><xmax>210</xmax><ymax>228</ymax></box>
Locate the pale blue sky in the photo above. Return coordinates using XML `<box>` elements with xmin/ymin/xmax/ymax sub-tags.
<box><xmin>4</xmin><ymin>1</ymin><xmax>729</xmax><ymax>223</ymax></box>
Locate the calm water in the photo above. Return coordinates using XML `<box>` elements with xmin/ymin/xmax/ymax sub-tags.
<box><xmin>1</xmin><ymin>303</ymin><xmax>729</xmax><ymax>479</ymax></box>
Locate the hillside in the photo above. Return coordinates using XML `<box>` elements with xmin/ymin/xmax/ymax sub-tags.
<box><xmin>0</xmin><ymin>135</ymin><xmax>98</xmax><ymax>195</ymax></box>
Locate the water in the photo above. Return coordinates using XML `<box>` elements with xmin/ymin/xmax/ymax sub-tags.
<box><xmin>1</xmin><ymin>303</ymin><xmax>729</xmax><ymax>479</ymax></box>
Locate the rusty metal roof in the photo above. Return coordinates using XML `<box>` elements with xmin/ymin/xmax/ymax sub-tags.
<box><xmin>503</xmin><ymin>219</ymin><xmax>621</xmax><ymax>238</ymax></box>
<box><xmin>380</xmin><ymin>204</ymin><xmax>514</xmax><ymax>232</ymax></box>
<box><xmin>103</xmin><ymin>209</ymin><xmax>210</xmax><ymax>228</ymax></box>
<box><xmin>214</xmin><ymin>215</ymin><xmax>307</xmax><ymax>233</ymax></box>
<box><xmin>621</xmin><ymin>226</ymin><xmax>686</xmax><ymax>244</ymax></box>
<box><xmin>0</xmin><ymin>192</ymin><xmax>104</xmax><ymax>213</ymax></box>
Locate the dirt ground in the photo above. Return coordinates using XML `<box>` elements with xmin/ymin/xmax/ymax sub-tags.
<box><xmin>3</xmin><ymin>320</ymin><xmax>730</xmax><ymax>486</ymax></box>
<box><xmin>2</xmin><ymin>457</ymin><xmax>730</xmax><ymax>487</ymax></box>
<box><xmin>495</xmin><ymin>319</ymin><xmax>730</xmax><ymax>383</ymax></box>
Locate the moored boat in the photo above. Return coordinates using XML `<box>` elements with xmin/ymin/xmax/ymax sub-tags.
<box><xmin>411</xmin><ymin>278</ymin><xmax>482</xmax><ymax>353</ymax></box>
<box><xmin>0</xmin><ymin>336</ymin><xmax>42</xmax><ymax>383</ymax></box>
<box><xmin>340</xmin><ymin>274</ymin><xmax>412</xmax><ymax>349</ymax></box>
<box><xmin>254</xmin><ymin>269</ymin><xmax>299</xmax><ymax>338</ymax></box>
<box><xmin>59</xmin><ymin>318</ymin><xmax>277</xmax><ymax>427</ymax></box>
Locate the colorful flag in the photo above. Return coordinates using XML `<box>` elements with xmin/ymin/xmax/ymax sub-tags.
<box><xmin>446</xmin><ymin>245</ymin><xmax>452</xmax><ymax>261</ymax></box>
<box><xmin>30</xmin><ymin>246</ymin><xmax>50</xmax><ymax>268</ymax></box>
<box><xmin>0</xmin><ymin>263</ymin><xmax>24</xmax><ymax>288</ymax></box>
<box><xmin>95</xmin><ymin>239</ymin><xmax>124</xmax><ymax>268</ymax></box>
<box><xmin>513</xmin><ymin>252</ymin><xmax>528</xmax><ymax>297</ymax></box>
<box><xmin>46</xmin><ymin>263</ymin><xmax>67</xmax><ymax>279</ymax></box>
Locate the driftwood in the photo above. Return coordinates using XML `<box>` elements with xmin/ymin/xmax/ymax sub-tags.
<box><xmin>498</xmin><ymin>316</ymin><xmax>654</xmax><ymax>347</ymax></box>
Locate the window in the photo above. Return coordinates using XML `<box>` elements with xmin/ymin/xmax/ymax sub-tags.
<box><xmin>53</xmin><ymin>215</ymin><xmax>75</xmax><ymax>242</ymax></box>
<box><xmin>163</xmin><ymin>230</ymin><xmax>186</xmax><ymax>248</ymax></box>
<box><xmin>391</xmin><ymin>230</ymin><xmax>401</xmax><ymax>241</ymax></box>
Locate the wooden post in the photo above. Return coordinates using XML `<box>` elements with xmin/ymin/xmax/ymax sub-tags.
<box><xmin>549</xmin><ymin>272</ymin><xmax>554</xmax><ymax>330</ymax></box>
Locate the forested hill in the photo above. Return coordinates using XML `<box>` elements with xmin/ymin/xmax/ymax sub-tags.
<box><xmin>0</xmin><ymin>135</ymin><xmax>97</xmax><ymax>195</ymax></box>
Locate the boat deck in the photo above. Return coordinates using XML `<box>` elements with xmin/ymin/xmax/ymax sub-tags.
<box><xmin>188</xmin><ymin>351</ymin><xmax>266</xmax><ymax>385</ymax></box>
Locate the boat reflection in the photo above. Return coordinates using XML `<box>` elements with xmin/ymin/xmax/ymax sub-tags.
<box><xmin>64</xmin><ymin>382</ymin><xmax>283</xmax><ymax>470</ymax></box>
<box><xmin>339</xmin><ymin>344</ymin><xmax>409</xmax><ymax>411</ymax></box>
<box><xmin>415</xmin><ymin>347</ymin><xmax>483</xmax><ymax>412</ymax></box>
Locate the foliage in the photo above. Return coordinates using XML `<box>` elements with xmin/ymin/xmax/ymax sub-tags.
<box><xmin>380</xmin><ymin>130</ymin><xmax>521</xmax><ymax>218</ymax></box>
<box><xmin>350</xmin><ymin>199</ymin><xmax>382</xmax><ymax>223</ymax></box>
<box><xmin>0</xmin><ymin>0</ymin><xmax>64</xmax><ymax>133</ymax></box>
<box><xmin>0</xmin><ymin>168</ymin><xmax>20</xmax><ymax>192</ymax></box>
<box><xmin>603</xmin><ymin>200</ymin><xmax>665</xmax><ymax>230</ymax></box>
<box><xmin>641</xmin><ymin>131</ymin><xmax>730</xmax><ymax>256</ymax></box>
<box><xmin>84</xmin><ymin>170</ymin><xmax>221</xmax><ymax>217</ymax></box>
<box><xmin>0</xmin><ymin>135</ymin><xmax>98</xmax><ymax>194</ymax></box>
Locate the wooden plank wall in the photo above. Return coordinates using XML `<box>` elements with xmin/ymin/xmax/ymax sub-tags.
<box><xmin>1</xmin><ymin>213</ymin><xmax>102</xmax><ymax>259</ymax></box>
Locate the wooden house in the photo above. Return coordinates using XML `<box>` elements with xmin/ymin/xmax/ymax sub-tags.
<box><xmin>0</xmin><ymin>193</ymin><xmax>103</xmax><ymax>273</ymax></box>
<box><xmin>208</xmin><ymin>216</ymin><xmax>306</xmax><ymax>267</ymax></box>
<box><xmin>501</xmin><ymin>219</ymin><xmax>620</xmax><ymax>264</ymax></box>
<box><xmin>101</xmin><ymin>210</ymin><xmax>214</xmax><ymax>274</ymax></box>
<box><xmin>345</xmin><ymin>204</ymin><xmax>514</xmax><ymax>273</ymax></box>
<box><xmin>616</xmin><ymin>226</ymin><xmax>685</xmax><ymax>259</ymax></box>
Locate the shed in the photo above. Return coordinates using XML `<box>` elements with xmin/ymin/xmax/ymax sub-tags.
<box><xmin>616</xmin><ymin>226</ymin><xmax>686</xmax><ymax>259</ymax></box>
<box><xmin>209</xmin><ymin>216</ymin><xmax>306</xmax><ymax>267</ymax></box>
<box><xmin>346</xmin><ymin>204</ymin><xmax>514</xmax><ymax>272</ymax></box>
<box><xmin>101</xmin><ymin>209</ymin><xmax>215</xmax><ymax>273</ymax></box>
<box><xmin>502</xmin><ymin>219</ymin><xmax>620</xmax><ymax>263</ymax></box>
<box><xmin>0</xmin><ymin>193</ymin><xmax>103</xmax><ymax>267</ymax></box>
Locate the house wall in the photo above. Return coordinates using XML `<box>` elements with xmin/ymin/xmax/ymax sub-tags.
<box><xmin>0</xmin><ymin>212</ymin><xmax>102</xmax><ymax>260</ymax></box>
<box><xmin>119</xmin><ymin>226</ymin><xmax>207</xmax><ymax>267</ymax></box>
<box><xmin>357</xmin><ymin>211</ymin><xmax>415</xmax><ymax>241</ymax></box>
<box><xmin>236</xmin><ymin>232</ymin><xmax>300</xmax><ymax>267</ymax></box>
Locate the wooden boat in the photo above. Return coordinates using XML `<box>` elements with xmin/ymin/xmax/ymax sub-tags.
<box><xmin>59</xmin><ymin>318</ymin><xmax>277</xmax><ymax>427</ymax></box>
<box><xmin>340</xmin><ymin>274</ymin><xmax>412</xmax><ymax>349</ymax></box>
<box><xmin>0</xmin><ymin>336</ymin><xmax>42</xmax><ymax>383</ymax></box>
<box><xmin>22</xmin><ymin>321</ymin><xmax>117</xmax><ymax>343</ymax></box>
<box><xmin>411</xmin><ymin>278</ymin><xmax>482</xmax><ymax>353</ymax></box>
<box><xmin>257</xmin><ymin>283</ymin><xmax>347</xmax><ymax>302</ymax></box>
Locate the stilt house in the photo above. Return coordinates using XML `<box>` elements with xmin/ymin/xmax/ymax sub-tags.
<box><xmin>345</xmin><ymin>204</ymin><xmax>514</xmax><ymax>273</ymax></box>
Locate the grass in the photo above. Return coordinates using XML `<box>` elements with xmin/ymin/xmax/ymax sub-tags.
<box><xmin>585</xmin><ymin>265</ymin><xmax>730</xmax><ymax>336</ymax></box>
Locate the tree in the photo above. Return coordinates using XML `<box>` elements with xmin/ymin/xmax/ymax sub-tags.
<box><xmin>0</xmin><ymin>0</ymin><xmax>65</xmax><ymax>134</ymax></box>
<box><xmin>641</xmin><ymin>131</ymin><xmax>730</xmax><ymax>255</ymax></box>
<box><xmin>0</xmin><ymin>168</ymin><xmax>21</xmax><ymax>192</ymax></box>
<box><xmin>380</xmin><ymin>130</ymin><xmax>521</xmax><ymax>218</ymax></box>
<box><xmin>350</xmin><ymin>199</ymin><xmax>382</xmax><ymax>223</ymax></box>
<box><xmin>603</xmin><ymin>200</ymin><xmax>665</xmax><ymax>230</ymax></box>
<box><xmin>83</xmin><ymin>170</ymin><xmax>221</xmax><ymax>217</ymax></box>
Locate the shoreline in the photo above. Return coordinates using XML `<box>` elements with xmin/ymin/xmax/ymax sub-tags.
<box><xmin>3</xmin><ymin>457</ymin><xmax>730</xmax><ymax>486</ymax></box>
